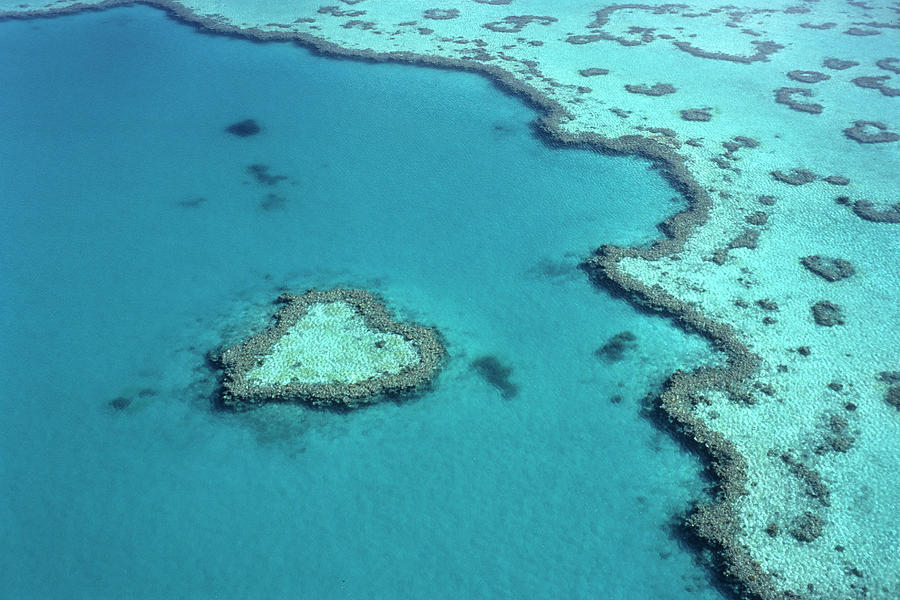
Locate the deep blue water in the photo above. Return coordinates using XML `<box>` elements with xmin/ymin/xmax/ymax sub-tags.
<box><xmin>0</xmin><ymin>6</ymin><xmax>725</xmax><ymax>599</ymax></box>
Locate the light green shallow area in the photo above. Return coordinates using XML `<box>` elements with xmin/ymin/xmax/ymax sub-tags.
<box><xmin>7</xmin><ymin>0</ymin><xmax>895</xmax><ymax>597</ymax></box>
<box><xmin>246</xmin><ymin>301</ymin><xmax>419</xmax><ymax>385</ymax></box>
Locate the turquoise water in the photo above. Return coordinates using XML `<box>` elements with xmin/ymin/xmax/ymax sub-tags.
<box><xmin>0</xmin><ymin>6</ymin><xmax>724</xmax><ymax>598</ymax></box>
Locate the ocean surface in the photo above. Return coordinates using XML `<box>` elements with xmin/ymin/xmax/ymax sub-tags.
<box><xmin>1</xmin><ymin>6</ymin><xmax>726</xmax><ymax>598</ymax></box>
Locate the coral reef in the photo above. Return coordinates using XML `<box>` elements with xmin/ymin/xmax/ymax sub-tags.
<box><xmin>483</xmin><ymin>15</ymin><xmax>556</xmax><ymax>33</ymax></box>
<box><xmin>774</xmin><ymin>87</ymin><xmax>823</xmax><ymax>114</ymax></box>
<box><xmin>842</xmin><ymin>120</ymin><xmax>899</xmax><ymax>144</ymax></box>
<box><xmin>786</xmin><ymin>70</ymin><xmax>829</xmax><ymax>83</ymax></box>
<box><xmin>624</xmin><ymin>82</ymin><xmax>676</xmax><ymax>96</ymax></box>
<box><xmin>673</xmin><ymin>39</ymin><xmax>783</xmax><ymax>63</ymax></box>
<box><xmin>214</xmin><ymin>289</ymin><xmax>445</xmax><ymax>409</ymax></box>
<box><xmin>886</xmin><ymin>386</ymin><xmax>900</xmax><ymax>410</ymax></box>
<box><xmin>800</xmin><ymin>256</ymin><xmax>855</xmax><ymax>282</ymax></box>
<box><xmin>225</xmin><ymin>118</ymin><xmax>261</xmax><ymax>136</ymax></box>
<box><xmin>680</xmin><ymin>108</ymin><xmax>712</xmax><ymax>121</ymax></box>
<box><xmin>844</xmin><ymin>27</ymin><xmax>879</xmax><ymax>36</ymax></box>
<box><xmin>811</xmin><ymin>301</ymin><xmax>845</xmax><ymax>326</ymax></box>
<box><xmin>823</xmin><ymin>57</ymin><xmax>858</xmax><ymax>70</ymax></box>
<box><xmin>595</xmin><ymin>330</ymin><xmax>638</xmax><ymax>362</ymax></box>
<box><xmin>771</xmin><ymin>168</ymin><xmax>818</xmax><ymax>185</ymax></box>
<box><xmin>423</xmin><ymin>8</ymin><xmax>459</xmax><ymax>20</ymax></box>
<box><xmin>789</xmin><ymin>512</ymin><xmax>824</xmax><ymax>542</ymax></box>
<box><xmin>247</xmin><ymin>164</ymin><xmax>288</xmax><ymax>186</ymax></box>
<box><xmin>471</xmin><ymin>355</ymin><xmax>519</xmax><ymax>399</ymax></box>
<box><xmin>851</xmin><ymin>200</ymin><xmax>900</xmax><ymax>223</ymax></box>
<box><xmin>876</xmin><ymin>57</ymin><xmax>900</xmax><ymax>74</ymax></box>
<box><xmin>851</xmin><ymin>75</ymin><xmax>900</xmax><ymax>97</ymax></box>
<box><xmin>109</xmin><ymin>396</ymin><xmax>131</xmax><ymax>410</ymax></box>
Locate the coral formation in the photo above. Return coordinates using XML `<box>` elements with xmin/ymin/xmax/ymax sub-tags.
<box><xmin>680</xmin><ymin>108</ymin><xmax>712</xmax><ymax>121</ymax></box>
<box><xmin>624</xmin><ymin>82</ymin><xmax>676</xmax><ymax>96</ymax></box>
<box><xmin>595</xmin><ymin>330</ymin><xmax>638</xmax><ymax>362</ymax></box>
<box><xmin>672</xmin><ymin>39</ymin><xmax>783</xmax><ymax>63</ymax></box>
<box><xmin>842</xmin><ymin>120</ymin><xmax>900</xmax><ymax>144</ymax></box>
<box><xmin>471</xmin><ymin>355</ymin><xmax>519</xmax><ymax>399</ymax></box>
<box><xmin>423</xmin><ymin>8</ymin><xmax>459</xmax><ymax>20</ymax></box>
<box><xmin>247</xmin><ymin>164</ymin><xmax>288</xmax><ymax>186</ymax></box>
<box><xmin>786</xmin><ymin>70</ymin><xmax>829</xmax><ymax>83</ymax></box>
<box><xmin>790</xmin><ymin>512</ymin><xmax>824</xmax><ymax>542</ymax></box>
<box><xmin>214</xmin><ymin>289</ymin><xmax>445</xmax><ymax>409</ymax></box>
<box><xmin>851</xmin><ymin>200</ymin><xmax>900</xmax><ymax>223</ymax></box>
<box><xmin>876</xmin><ymin>57</ymin><xmax>900</xmax><ymax>74</ymax></box>
<box><xmin>851</xmin><ymin>75</ymin><xmax>900</xmax><ymax>97</ymax></box>
<box><xmin>225</xmin><ymin>118</ymin><xmax>261</xmax><ymax>136</ymax></box>
<box><xmin>811</xmin><ymin>301</ymin><xmax>845</xmax><ymax>326</ymax></box>
<box><xmin>822</xmin><ymin>57</ymin><xmax>858</xmax><ymax>70</ymax></box>
<box><xmin>774</xmin><ymin>87</ymin><xmax>823</xmax><ymax>114</ymax></box>
<box><xmin>844</xmin><ymin>27</ymin><xmax>879</xmax><ymax>36</ymax></box>
<box><xmin>886</xmin><ymin>386</ymin><xmax>900</xmax><ymax>410</ymax></box>
<box><xmin>109</xmin><ymin>396</ymin><xmax>131</xmax><ymax>410</ymax></box>
<box><xmin>483</xmin><ymin>15</ymin><xmax>556</xmax><ymax>33</ymax></box>
<box><xmin>771</xmin><ymin>168</ymin><xmax>818</xmax><ymax>185</ymax></box>
<box><xmin>800</xmin><ymin>256</ymin><xmax>855</xmax><ymax>282</ymax></box>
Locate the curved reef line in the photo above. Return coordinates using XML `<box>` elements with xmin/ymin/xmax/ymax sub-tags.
<box><xmin>0</xmin><ymin>2</ymin><xmax>785</xmax><ymax>598</ymax></box>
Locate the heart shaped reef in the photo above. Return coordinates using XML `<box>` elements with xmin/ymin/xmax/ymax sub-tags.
<box><xmin>216</xmin><ymin>289</ymin><xmax>445</xmax><ymax>409</ymax></box>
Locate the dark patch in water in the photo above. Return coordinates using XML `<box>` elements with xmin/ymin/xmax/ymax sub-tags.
<box><xmin>774</xmin><ymin>88</ymin><xmax>822</xmax><ymax>114</ymax></box>
<box><xmin>680</xmin><ymin>108</ymin><xmax>712</xmax><ymax>122</ymax></box>
<box><xmin>260</xmin><ymin>193</ymin><xmax>287</xmax><ymax>211</ymax></box>
<box><xmin>823</xmin><ymin>57</ymin><xmax>858</xmax><ymax>70</ymax></box>
<box><xmin>579</xmin><ymin>67</ymin><xmax>609</xmax><ymax>77</ymax></box>
<box><xmin>811</xmin><ymin>301</ymin><xmax>845</xmax><ymax>326</ymax></box>
<box><xmin>800</xmin><ymin>256</ymin><xmax>855</xmax><ymax>282</ymax></box>
<box><xmin>527</xmin><ymin>257</ymin><xmax>580</xmax><ymax>281</ymax></box>
<box><xmin>109</xmin><ymin>396</ymin><xmax>131</xmax><ymax>410</ymax></box>
<box><xmin>471</xmin><ymin>355</ymin><xmax>519</xmax><ymax>399</ymax></box>
<box><xmin>886</xmin><ymin>386</ymin><xmax>900</xmax><ymax>410</ymax></box>
<box><xmin>843</xmin><ymin>120</ymin><xmax>899</xmax><ymax>144</ymax></box>
<box><xmin>771</xmin><ymin>168</ymin><xmax>818</xmax><ymax>185</ymax></box>
<box><xmin>178</xmin><ymin>196</ymin><xmax>207</xmax><ymax>208</ymax></box>
<box><xmin>595</xmin><ymin>330</ymin><xmax>637</xmax><ymax>362</ymax></box>
<box><xmin>247</xmin><ymin>164</ymin><xmax>288</xmax><ymax>186</ymax></box>
<box><xmin>624</xmin><ymin>82</ymin><xmax>676</xmax><ymax>96</ymax></box>
<box><xmin>789</xmin><ymin>512</ymin><xmax>824</xmax><ymax>542</ymax></box>
<box><xmin>851</xmin><ymin>75</ymin><xmax>900</xmax><ymax>97</ymax></box>
<box><xmin>852</xmin><ymin>200</ymin><xmax>900</xmax><ymax>223</ymax></box>
<box><xmin>225</xmin><ymin>119</ymin><xmax>261</xmax><ymax>137</ymax></box>
<box><xmin>786</xmin><ymin>70</ymin><xmax>829</xmax><ymax>84</ymax></box>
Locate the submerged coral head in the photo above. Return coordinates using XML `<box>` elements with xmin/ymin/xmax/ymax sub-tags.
<box><xmin>225</xmin><ymin>118</ymin><xmax>261</xmax><ymax>137</ymax></box>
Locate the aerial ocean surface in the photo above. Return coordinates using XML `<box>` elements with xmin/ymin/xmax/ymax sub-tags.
<box><xmin>1</xmin><ymin>6</ymin><xmax>726</xmax><ymax>598</ymax></box>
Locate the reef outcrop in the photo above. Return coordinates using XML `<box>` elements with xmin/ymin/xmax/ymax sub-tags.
<box><xmin>843</xmin><ymin>120</ymin><xmax>900</xmax><ymax>144</ymax></box>
<box><xmin>213</xmin><ymin>289</ymin><xmax>445</xmax><ymax>409</ymax></box>
<box><xmin>800</xmin><ymin>256</ymin><xmax>855</xmax><ymax>282</ymax></box>
<box><xmin>774</xmin><ymin>87</ymin><xmax>823</xmax><ymax>114</ymax></box>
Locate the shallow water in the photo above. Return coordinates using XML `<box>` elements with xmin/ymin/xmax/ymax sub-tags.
<box><xmin>1</xmin><ymin>6</ymin><xmax>725</xmax><ymax>598</ymax></box>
